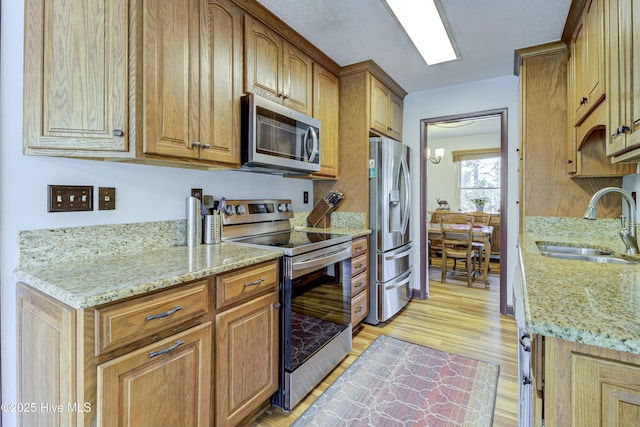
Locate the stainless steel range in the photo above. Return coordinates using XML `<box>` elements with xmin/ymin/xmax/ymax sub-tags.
<box><xmin>221</xmin><ymin>199</ymin><xmax>353</xmax><ymax>411</ymax></box>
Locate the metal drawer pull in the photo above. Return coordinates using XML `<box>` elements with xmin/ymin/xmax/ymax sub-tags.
<box><xmin>354</xmin><ymin>264</ymin><xmax>365</xmax><ymax>269</ymax></box>
<box><xmin>244</xmin><ymin>278</ymin><xmax>264</xmax><ymax>287</ymax></box>
<box><xmin>148</xmin><ymin>340</ymin><xmax>185</xmax><ymax>358</ymax></box>
<box><xmin>145</xmin><ymin>306</ymin><xmax>182</xmax><ymax>321</ymax></box>
<box><xmin>355</xmin><ymin>307</ymin><xmax>363</xmax><ymax>313</ymax></box>
<box><xmin>355</xmin><ymin>282</ymin><xmax>365</xmax><ymax>288</ymax></box>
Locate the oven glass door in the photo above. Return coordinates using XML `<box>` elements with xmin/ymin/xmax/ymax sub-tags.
<box><xmin>282</xmin><ymin>257</ymin><xmax>351</xmax><ymax>372</ymax></box>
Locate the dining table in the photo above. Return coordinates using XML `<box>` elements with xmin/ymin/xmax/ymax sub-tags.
<box><xmin>427</xmin><ymin>223</ymin><xmax>494</xmax><ymax>286</ymax></box>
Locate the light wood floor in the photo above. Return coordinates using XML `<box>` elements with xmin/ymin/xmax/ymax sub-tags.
<box><xmin>252</xmin><ymin>266</ymin><xmax>517</xmax><ymax>426</ymax></box>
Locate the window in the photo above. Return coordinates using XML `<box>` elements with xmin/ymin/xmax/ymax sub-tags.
<box><xmin>454</xmin><ymin>148</ymin><xmax>500</xmax><ymax>212</ymax></box>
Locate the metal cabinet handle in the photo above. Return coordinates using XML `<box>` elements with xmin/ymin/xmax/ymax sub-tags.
<box><xmin>519</xmin><ymin>333</ymin><xmax>531</xmax><ymax>352</ymax></box>
<box><xmin>354</xmin><ymin>282</ymin><xmax>365</xmax><ymax>289</ymax></box>
<box><xmin>244</xmin><ymin>278</ymin><xmax>265</xmax><ymax>287</ymax></box>
<box><xmin>354</xmin><ymin>264</ymin><xmax>365</xmax><ymax>269</ymax></box>
<box><xmin>274</xmin><ymin>303</ymin><xmax>281</xmax><ymax>309</ymax></box>
<box><xmin>112</xmin><ymin>129</ymin><xmax>124</xmax><ymax>137</ymax></box>
<box><xmin>192</xmin><ymin>141</ymin><xmax>202</xmax><ymax>148</ymax></box>
<box><xmin>146</xmin><ymin>306</ymin><xmax>182</xmax><ymax>321</ymax></box>
<box><xmin>202</xmin><ymin>143</ymin><xmax>211</xmax><ymax>150</ymax></box>
<box><xmin>148</xmin><ymin>340</ymin><xmax>185</xmax><ymax>358</ymax></box>
<box><xmin>355</xmin><ymin>307</ymin><xmax>363</xmax><ymax>313</ymax></box>
<box><xmin>522</xmin><ymin>375</ymin><xmax>532</xmax><ymax>386</ymax></box>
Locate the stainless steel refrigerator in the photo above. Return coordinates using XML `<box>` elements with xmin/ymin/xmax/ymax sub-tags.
<box><xmin>365</xmin><ymin>136</ymin><xmax>413</xmax><ymax>325</ymax></box>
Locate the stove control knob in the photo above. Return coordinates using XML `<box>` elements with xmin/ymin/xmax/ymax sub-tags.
<box><xmin>224</xmin><ymin>205</ymin><xmax>235</xmax><ymax>216</ymax></box>
<box><xmin>278</xmin><ymin>203</ymin><xmax>288</xmax><ymax>212</ymax></box>
<box><xmin>235</xmin><ymin>205</ymin><xmax>246</xmax><ymax>215</ymax></box>
<box><xmin>286</xmin><ymin>203</ymin><xmax>293</xmax><ymax>212</ymax></box>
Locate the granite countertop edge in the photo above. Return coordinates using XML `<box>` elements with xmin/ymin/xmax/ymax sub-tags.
<box><xmin>14</xmin><ymin>243</ymin><xmax>283</xmax><ymax>310</ymax></box>
<box><xmin>520</xmin><ymin>229</ymin><xmax>640</xmax><ymax>355</ymax></box>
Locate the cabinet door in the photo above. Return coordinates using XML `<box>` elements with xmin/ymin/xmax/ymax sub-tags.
<box><xmin>216</xmin><ymin>292</ymin><xmax>279</xmax><ymax>427</ymax></box>
<box><xmin>143</xmin><ymin>0</ymin><xmax>201</xmax><ymax>159</ymax></box>
<box><xmin>312</xmin><ymin>63</ymin><xmax>339</xmax><ymax>178</ymax></box>
<box><xmin>23</xmin><ymin>0</ymin><xmax>128</xmax><ymax>155</ymax></box>
<box><xmin>572</xmin><ymin>0</ymin><xmax>605</xmax><ymax>125</ymax></box>
<box><xmin>608</xmin><ymin>0</ymin><xmax>640</xmax><ymax>156</ymax></box>
<box><xmin>389</xmin><ymin>91</ymin><xmax>403</xmax><ymax>141</ymax></box>
<box><xmin>97</xmin><ymin>322</ymin><xmax>212</xmax><ymax>427</ymax></box>
<box><xmin>244</xmin><ymin>15</ymin><xmax>283</xmax><ymax>103</ymax></box>
<box><xmin>199</xmin><ymin>0</ymin><xmax>242</xmax><ymax>165</ymax></box>
<box><xmin>573</xmin><ymin>354</ymin><xmax>640</xmax><ymax>426</ymax></box>
<box><xmin>18</xmin><ymin>284</ymin><xmax>77</xmax><ymax>427</ymax></box>
<box><xmin>370</xmin><ymin>75</ymin><xmax>391</xmax><ymax>136</ymax></box>
<box><xmin>283</xmin><ymin>42</ymin><xmax>313</xmax><ymax>115</ymax></box>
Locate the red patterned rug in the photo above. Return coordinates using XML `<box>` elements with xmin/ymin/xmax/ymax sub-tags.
<box><xmin>293</xmin><ymin>335</ymin><xmax>499</xmax><ymax>426</ymax></box>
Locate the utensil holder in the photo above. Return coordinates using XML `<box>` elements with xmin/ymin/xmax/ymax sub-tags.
<box><xmin>203</xmin><ymin>212</ymin><xmax>221</xmax><ymax>244</ymax></box>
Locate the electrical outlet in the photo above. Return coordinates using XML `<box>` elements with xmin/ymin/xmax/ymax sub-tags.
<box><xmin>48</xmin><ymin>185</ymin><xmax>93</xmax><ymax>212</ymax></box>
<box><xmin>98</xmin><ymin>187</ymin><xmax>116</xmax><ymax>210</ymax></box>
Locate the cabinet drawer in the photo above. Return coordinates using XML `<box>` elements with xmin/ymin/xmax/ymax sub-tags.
<box><xmin>351</xmin><ymin>252</ymin><xmax>368</xmax><ymax>278</ymax></box>
<box><xmin>216</xmin><ymin>260</ymin><xmax>279</xmax><ymax>310</ymax></box>
<box><xmin>95</xmin><ymin>280</ymin><xmax>210</xmax><ymax>356</ymax></box>
<box><xmin>351</xmin><ymin>271</ymin><xmax>368</xmax><ymax>297</ymax></box>
<box><xmin>351</xmin><ymin>289</ymin><xmax>368</xmax><ymax>327</ymax></box>
<box><xmin>352</xmin><ymin>237</ymin><xmax>368</xmax><ymax>258</ymax></box>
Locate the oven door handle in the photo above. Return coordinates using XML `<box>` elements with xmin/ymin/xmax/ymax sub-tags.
<box><xmin>292</xmin><ymin>247</ymin><xmax>351</xmax><ymax>271</ymax></box>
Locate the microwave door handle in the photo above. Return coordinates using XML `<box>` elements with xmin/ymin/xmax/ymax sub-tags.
<box><xmin>305</xmin><ymin>127</ymin><xmax>319</xmax><ymax>163</ymax></box>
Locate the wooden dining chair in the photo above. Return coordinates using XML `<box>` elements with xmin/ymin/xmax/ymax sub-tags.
<box><xmin>468</xmin><ymin>211</ymin><xmax>490</xmax><ymax>273</ymax></box>
<box><xmin>440</xmin><ymin>218</ymin><xmax>477</xmax><ymax>287</ymax></box>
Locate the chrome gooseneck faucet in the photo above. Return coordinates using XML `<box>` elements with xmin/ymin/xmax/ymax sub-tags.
<box><xmin>583</xmin><ymin>187</ymin><xmax>639</xmax><ymax>254</ymax></box>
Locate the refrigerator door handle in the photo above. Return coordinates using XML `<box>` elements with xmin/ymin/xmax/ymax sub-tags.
<box><xmin>384</xmin><ymin>245</ymin><xmax>413</xmax><ymax>260</ymax></box>
<box><xmin>400</xmin><ymin>155</ymin><xmax>411</xmax><ymax>235</ymax></box>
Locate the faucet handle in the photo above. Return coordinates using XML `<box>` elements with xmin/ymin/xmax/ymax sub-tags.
<box><xmin>620</xmin><ymin>215</ymin><xmax>627</xmax><ymax>228</ymax></box>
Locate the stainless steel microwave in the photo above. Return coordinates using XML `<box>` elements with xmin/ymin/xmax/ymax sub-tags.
<box><xmin>241</xmin><ymin>93</ymin><xmax>320</xmax><ymax>175</ymax></box>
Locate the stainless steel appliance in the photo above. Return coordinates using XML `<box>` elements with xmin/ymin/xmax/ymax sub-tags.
<box><xmin>221</xmin><ymin>199</ymin><xmax>352</xmax><ymax>411</ymax></box>
<box><xmin>241</xmin><ymin>93</ymin><xmax>320</xmax><ymax>175</ymax></box>
<box><xmin>514</xmin><ymin>249</ymin><xmax>533</xmax><ymax>427</ymax></box>
<box><xmin>365</xmin><ymin>136</ymin><xmax>413</xmax><ymax>325</ymax></box>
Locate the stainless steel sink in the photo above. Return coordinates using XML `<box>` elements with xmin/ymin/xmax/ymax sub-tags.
<box><xmin>536</xmin><ymin>243</ymin><xmax>638</xmax><ymax>264</ymax></box>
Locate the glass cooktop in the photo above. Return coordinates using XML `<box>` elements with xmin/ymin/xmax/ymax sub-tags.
<box><xmin>230</xmin><ymin>230</ymin><xmax>351</xmax><ymax>256</ymax></box>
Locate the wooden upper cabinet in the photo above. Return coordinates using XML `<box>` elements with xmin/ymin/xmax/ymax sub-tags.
<box><xmin>244</xmin><ymin>15</ymin><xmax>313</xmax><ymax>115</ymax></box>
<box><xmin>607</xmin><ymin>0</ymin><xmax>640</xmax><ymax>159</ymax></box>
<box><xmin>570</xmin><ymin>0</ymin><xmax>605</xmax><ymax>126</ymax></box>
<box><xmin>312</xmin><ymin>63</ymin><xmax>339</xmax><ymax>178</ymax></box>
<box><xmin>23</xmin><ymin>0</ymin><xmax>129</xmax><ymax>156</ymax></box>
<box><xmin>143</xmin><ymin>0</ymin><xmax>241</xmax><ymax>166</ymax></box>
<box><xmin>370</xmin><ymin>75</ymin><xmax>403</xmax><ymax>140</ymax></box>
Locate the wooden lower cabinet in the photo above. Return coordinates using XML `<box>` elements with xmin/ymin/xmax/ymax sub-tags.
<box><xmin>97</xmin><ymin>323</ymin><xmax>212</xmax><ymax>427</ymax></box>
<box><xmin>17</xmin><ymin>259</ymin><xmax>280</xmax><ymax>427</ymax></box>
<box><xmin>215</xmin><ymin>292</ymin><xmax>279</xmax><ymax>426</ymax></box>
<box><xmin>539</xmin><ymin>336</ymin><xmax>640</xmax><ymax>426</ymax></box>
<box><xmin>350</xmin><ymin>236</ymin><xmax>369</xmax><ymax>329</ymax></box>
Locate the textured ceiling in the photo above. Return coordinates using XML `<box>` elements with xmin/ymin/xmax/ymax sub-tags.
<box><xmin>256</xmin><ymin>0</ymin><xmax>572</xmax><ymax>94</ymax></box>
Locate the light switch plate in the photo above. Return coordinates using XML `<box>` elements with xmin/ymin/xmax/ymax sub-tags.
<box><xmin>48</xmin><ymin>185</ymin><xmax>93</xmax><ymax>212</ymax></box>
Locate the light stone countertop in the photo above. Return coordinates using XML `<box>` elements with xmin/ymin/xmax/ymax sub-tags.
<box><xmin>521</xmin><ymin>217</ymin><xmax>640</xmax><ymax>354</ymax></box>
<box><xmin>13</xmin><ymin>215</ymin><xmax>370</xmax><ymax>310</ymax></box>
<box><xmin>14</xmin><ymin>243</ymin><xmax>282</xmax><ymax>309</ymax></box>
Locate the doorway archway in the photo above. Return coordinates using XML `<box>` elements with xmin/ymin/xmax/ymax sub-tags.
<box><xmin>419</xmin><ymin>108</ymin><xmax>509</xmax><ymax>315</ymax></box>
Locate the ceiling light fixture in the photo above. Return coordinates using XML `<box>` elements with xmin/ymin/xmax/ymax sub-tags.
<box><xmin>384</xmin><ymin>0</ymin><xmax>458</xmax><ymax>66</ymax></box>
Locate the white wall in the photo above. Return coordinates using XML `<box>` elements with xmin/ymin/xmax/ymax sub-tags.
<box><xmin>0</xmin><ymin>1</ymin><xmax>312</xmax><ymax>423</ymax></box>
<box><xmin>402</xmin><ymin>75</ymin><xmax>521</xmax><ymax>304</ymax></box>
<box><xmin>427</xmin><ymin>132</ymin><xmax>501</xmax><ymax>213</ymax></box>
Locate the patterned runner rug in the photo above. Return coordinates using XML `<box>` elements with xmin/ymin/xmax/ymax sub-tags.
<box><xmin>293</xmin><ymin>335</ymin><xmax>499</xmax><ymax>426</ymax></box>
